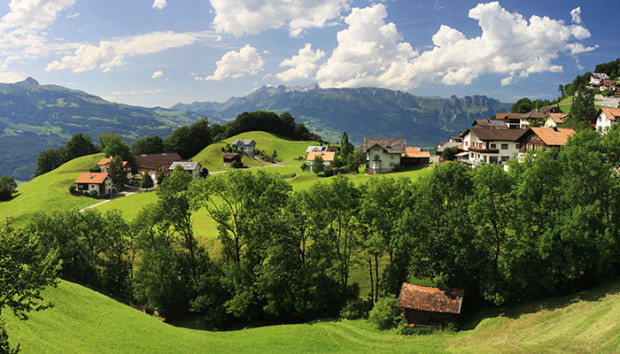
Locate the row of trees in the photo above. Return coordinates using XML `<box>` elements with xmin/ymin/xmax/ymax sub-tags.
<box><xmin>17</xmin><ymin>128</ymin><xmax>620</xmax><ymax>330</ymax></box>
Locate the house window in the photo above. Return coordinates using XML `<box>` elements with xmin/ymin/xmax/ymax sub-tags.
<box><xmin>515</xmin><ymin>143</ymin><xmax>521</xmax><ymax>149</ymax></box>
<box><xmin>501</xmin><ymin>144</ymin><xmax>508</xmax><ymax>150</ymax></box>
<box><xmin>490</xmin><ymin>143</ymin><xmax>496</xmax><ymax>149</ymax></box>
<box><xmin>501</xmin><ymin>156</ymin><xmax>510</xmax><ymax>162</ymax></box>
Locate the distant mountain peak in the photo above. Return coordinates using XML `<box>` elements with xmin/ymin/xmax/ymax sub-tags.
<box><xmin>20</xmin><ymin>77</ymin><xmax>39</xmax><ymax>86</ymax></box>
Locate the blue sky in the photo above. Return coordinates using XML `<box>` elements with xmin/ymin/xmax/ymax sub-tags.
<box><xmin>0</xmin><ymin>0</ymin><xmax>615</xmax><ymax>107</ymax></box>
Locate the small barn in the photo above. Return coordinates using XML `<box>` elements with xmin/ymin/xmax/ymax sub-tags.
<box><xmin>223</xmin><ymin>153</ymin><xmax>241</xmax><ymax>166</ymax></box>
<box><xmin>396</xmin><ymin>283</ymin><xmax>464</xmax><ymax>329</ymax></box>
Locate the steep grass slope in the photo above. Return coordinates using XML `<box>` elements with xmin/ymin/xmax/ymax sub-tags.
<box><xmin>191</xmin><ymin>131</ymin><xmax>314</xmax><ymax>172</ymax></box>
<box><xmin>5</xmin><ymin>280</ymin><xmax>618</xmax><ymax>353</ymax></box>
<box><xmin>0</xmin><ymin>153</ymin><xmax>105</xmax><ymax>226</ymax></box>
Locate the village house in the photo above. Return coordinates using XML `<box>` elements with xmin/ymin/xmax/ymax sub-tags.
<box><xmin>169</xmin><ymin>161</ymin><xmax>202</xmax><ymax>179</ymax></box>
<box><xmin>306</xmin><ymin>146</ymin><xmax>327</xmax><ymax>153</ymax></box>
<box><xmin>97</xmin><ymin>158</ymin><xmax>133</xmax><ymax>182</ymax></box>
<box><xmin>223</xmin><ymin>152</ymin><xmax>241</xmax><ymax>166</ymax></box>
<box><xmin>518</xmin><ymin>127</ymin><xmax>576</xmax><ymax>153</ymax></box>
<box><xmin>396</xmin><ymin>283</ymin><xmax>464</xmax><ymax>329</ymax></box>
<box><xmin>595</xmin><ymin>107</ymin><xmax>620</xmax><ymax>134</ymax></box>
<box><xmin>134</xmin><ymin>153</ymin><xmax>183</xmax><ymax>182</ymax></box>
<box><xmin>363</xmin><ymin>137</ymin><xmax>406</xmax><ymax>174</ymax></box>
<box><xmin>74</xmin><ymin>172</ymin><xmax>112</xmax><ymax>196</ymax></box>
<box><xmin>402</xmin><ymin>147</ymin><xmax>430</xmax><ymax>165</ymax></box>
<box><xmin>460</xmin><ymin>127</ymin><xmax>526</xmax><ymax>166</ymax></box>
<box><xmin>232</xmin><ymin>139</ymin><xmax>256</xmax><ymax>156</ymax></box>
<box><xmin>543</xmin><ymin>112</ymin><xmax>568</xmax><ymax>128</ymax></box>
<box><xmin>306</xmin><ymin>151</ymin><xmax>336</xmax><ymax>167</ymax></box>
<box><xmin>589</xmin><ymin>72</ymin><xmax>609</xmax><ymax>87</ymax></box>
<box><xmin>495</xmin><ymin>113</ymin><xmax>523</xmax><ymax>129</ymax></box>
<box><xmin>473</xmin><ymin>119</ymin><xmax>508</xmax><ymax>129</ymax></box>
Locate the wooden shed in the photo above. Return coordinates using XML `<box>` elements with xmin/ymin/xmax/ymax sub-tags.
<box><xmin>396</xmin><ymin>283</ymin><xmax>464</xmax><ymax>328</ymax></box>
<box><xmin>223</xmin><ymin>153</ymin><xmax>241</xmax><ymax>166</ymax></box>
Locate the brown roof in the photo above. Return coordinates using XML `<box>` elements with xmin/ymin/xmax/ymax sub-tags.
<box><xmin>397</xmin><ymin>283</ymin><xmax>464</xmax><ymax>314</ymax></box>
<box><xmin>363</xmin><ymin>137</ymin><xmax>406</xmax><ymax>153</ymax></box>
<box><xmin>326</xmin><ymin>146</ymin><xmax>340</xmax><ymax>152</ymax></box>
<box><xmin>521</xmin><ymin>110</ymin><xmax>546</xmax><ymax>119</ymax></box>
<box><xmin>97</xmin><ymin>158</ymin><xmax>129</xmax><ymax>168</ymax></box>
<box><xmin>223</xmin><ymin>153</ymin><xmax>240</xmax><ymax>160</ymax></box>
<box><xmin>529</xmin><ymin>127</ymin><xmax>575</xmax><ymax>146</ymax></box>
<box><xmin>599</xmin><ymin>107</ymin><xmax>620</xmax><ymax>121</ymax></box>
<box><xmin>74</xmin><ymin>172</ymin><xmax>109</xmax><ymax>184</ymax></box>
<box><xmin>134</xmin><ymin>153</ymin><xmax>183</xmax><ymax>169</ymax></box>
<box><xmin>473</xmin><ymin>119</ymin><xmax>507</xmax><ymax>128</ymax></box>
<box><xmin>466</xmin><ymin>127</ymin><xmax>527</xmax><ymax>141</ymax></box>
<box><xmin>404</xmin><ymin>147</ymin><xmax>431</xmax><ymax>158</ymax></box>
<box><xmin>546</xmin><ymin>112</ymin><xmax>567</xmax><ymax>124</ymax></box>
<box><xmin>495</xmin><ymin>113</ymin><xmax>521</xmax><ymax>120</ymax></box>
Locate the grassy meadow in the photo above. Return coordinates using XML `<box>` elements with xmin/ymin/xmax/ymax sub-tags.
<box><xmin>5</xmin><ymin>279</ymin><xmax>618</xmax><ymax>353</ymax></box>
<box><xmin>0</xmin><ymin>153</ymin><xmax>105</xmax><ymax>226</ymax></box>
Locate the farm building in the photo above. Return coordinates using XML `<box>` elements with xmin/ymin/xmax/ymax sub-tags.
<box><xmin>223</xmin><ymin>153</ymin><xmax>241</xmax><ymax>166</ymax></box>
<box><xmin>396</xmin><ymin>283</ymin><xmax>464</xmax><ymax>329</ymax></box>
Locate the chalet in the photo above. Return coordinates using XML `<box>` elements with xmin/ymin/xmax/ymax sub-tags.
<box><xmin>134</xmin><ymin>153</ymin><xmax>183</xmax><ymax>182</ymax></box>
<box><xmin>363</xmin><ymin>137</ymin><xmax>406</xmax><ymax>174</ymax></box>
<box><xmin>543</xmin><ymin>113</ymin><xmax>568</xmax><ymax>128</ymax></box>
<box><xmin>232</xmin><ymin>139</ymin><xmax>256</xmax><ymax>156</ymax></box>
<box><xmin>589</xmin><ymin>72</ymin><xmax>609</xmax><ymax>87</ymax></box>
<box><xmin>517</xmin><ymin>110</ymin><xmax>546</xmax><ymax>128</ymax></box>
<box><xmin>472</xmin><ymin>119</ymin><xmax>507</xmax><ymax>129</ymax></box>
<box><xmin>600</xmin><ymin>80</ymin><xmax>618</xmax><ymax>92</ymax></box>
<box><xmin>518</xmin><ymin>127</ymin><xmax>575</xmax><ymax>153</ymax></box>
<box><xmin>97</xmin><ymin>158</ymin><xmax>133</xmax><ymax>182</ymax></box>
<box><xmin>448</xmin><ymin>136</ymin><xmax>463</xmax><ymax>143</ymax></box>
<box><xmin>495</xmin><ymin>113</ymin><xmax>522</xmax><ymax>129</ymax></box>
<box><xmin>74</xmin><ymin>172</ymin><xmax>112</xmax><ymax>196</ymax></box>
<box><xmin>402</xmin><ymin>147</ymin><xmax>430</xmax><ymax>165</ymax></box>
<box><xmin>461</xmin><ymin>127</ymin><xmax>526</xmax><ymax>166</ymax></box>
<box><xmin>306</xmin><ymin>151</ymin><xmax>336</xmax><ymax>167</ymax></box>
<box><xmin>169</xmin><ymin>161</ymin><xmax>202</xmax><ymax>179</ymax></box>
<box><xmin>595</xmin><ymin>107</ymin><xmax>620</xmax><ymax>134</ymax></box>
<box><xmin>396</xmin><ymin>283</ymin><xmax>464</xmax><ymax>329</ymax></box>
<box><xmin>223</xmin><ymin>153</ymin><xmax>241</xmax><ymax>166</ymax></box>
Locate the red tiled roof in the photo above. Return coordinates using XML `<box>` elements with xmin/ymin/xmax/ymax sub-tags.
<box><xmin>97</xmin><ymin>158</ymin><xmax>129</xmax><ymax>168</ymax></box>
<box><xmin>600</xmin><ymin>107</ymin><xmax>620</xmax><ymax>121</ymax></box>
<box><xmin>74</xmin><ymin>172</ymin><xmax>109</xmax><ymax>184</ymax></box>
<box><xmin>546</xmin><ymin>113</ymin><xmax>567</xmax><ymax>124</ymax></box>
<box><xmin>404</xmin><ymin>147</ymin><xmax>431</xmax><ymax>158</ymax></box>
<box><xmin>529</xmin><ymin>127</ymin><xmax>575</xmax><ymax>146</ymax></box>
<box><xmin>397</xmin><ymin>283</ymin><xmax>464</xmax><ymax>314</ymax></box>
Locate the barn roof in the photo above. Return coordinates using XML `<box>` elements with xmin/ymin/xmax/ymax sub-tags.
<box><xmin>396</xmin><ymin>283</ymin><xmax>464</xmax><ymax>314</ymax></box>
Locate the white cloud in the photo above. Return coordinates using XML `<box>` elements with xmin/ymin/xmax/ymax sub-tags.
<box><xmin>276</xmin><ymin>43</ymin><xmax>325</xmax><ymax>81</ymax></box>
<box><xmin>210</xmin><ymin>0</ymin><xmax>349</xmax><ymax>37</ymax></box>
<box><xmin>66</xmin><ymin>12</ymin><xmax>79</xmax><ymax>18</ymax></box>
<box><xmin>151</xmin><ymin>70</ymin><xmax>163</xmax><ymax>79</ymax></box>
<box><xmin>109</xmin><ymin>88</ymin><xmax>164</xmax><ymax>95</ymax></box>
<box><xmin>0</xmin><ymin>71</ymin><xmax>25</xmax><ymax>83</ymax></box>
<box><xmin>0</xmin><ymin>0</ymin><xmax>76</xmax><ymax>30</ymax></box>
<box><xmin>197</xmin><ymin>44</ymin><xmax>264</xmax><ymax>81</ymax></box>
<box><xmin>570</xmin><ymin>7</ymin><xmax>581</xmax><ymax>24</ymax></box>
<box><xmin>45</xmin><ymin>31</ymin><xmax>209</xmax><ymax>73</ymax></box>
<box><xmin>317</xmin><ymin>2</ymin><xmax>597</xmax><ymax>90</ymax></box>
<box><xmin>152</xmin><ymin>0</ymin><xmax>167</xmax><ymax>10</ymax></box>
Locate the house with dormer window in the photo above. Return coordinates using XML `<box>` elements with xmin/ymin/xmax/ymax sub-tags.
<box><xmin>363</xmin><ymin>137</ymin><xmax>406</xmax><ymax>174</ymax></box>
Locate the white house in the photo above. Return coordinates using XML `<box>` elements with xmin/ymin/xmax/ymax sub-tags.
<box><xmin>589</xmin><ymin>72</ymin><xmax>609</xmax><ymax>86</ymax></box>
<box><xmin>169</xmin><ymin>161</ymin><xmax>202</xmax><ymax>179</ymax></box>
<box><xmin>306</xmin><ymin>146</ymin><xmax>327</xmax><ymax>153</ymax></box>
<box><xmin>74</xmin><ymin>172</ymin><xmax>112</xmax><ymax>196</ymax></box>
<box><xmin>595</xmin><ymin>107</ymin><xmax>620</xmax><ymax>134</ymax></box>
<box><xmin>543</xmin><ymin>113</ymin><xmax>568</xmax><ymax>128</ymax></box>
<box><xmin>460</xmin><ymin>127</ymin><xmax>526</xmax><ymax>166</ymax></box>
<box><xmin>363</xmin><ymin>137</ymin><xmax>406</xmax><ymax>174</ymax></box>
<box><xmin>306</xmin><ymin>151</ymin><xmax>335</xmax><ymax>167</ymax></box>
<box><xmin>232</xmin><ymin>139</ymin><xmax>256</xmax><ymax>156</ymax></box>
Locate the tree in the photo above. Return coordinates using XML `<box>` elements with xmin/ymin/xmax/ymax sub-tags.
<box><xmin>131</xmin><ymin>136</ymin><xmax>164</xmax><ymax>155</ymax></box>
<box><xmin>311</xmin><ymin>155</ymin><xmax>324</xmax><ymax>174</ymax></box>
<box><xmin>511</xmin><ymin>97</ymin><xmax>532</xmax><ymax>113</ymax></box>
<box><xmin>0</xmin><ymin>176</ymin><xmax>17</xmax><ymax>201</ymax></box>
<box><xmin>340</xmin><ymin>131</ymin><xmax>354</xmax><ymax>159</ymax></box>
<box><xmin>558</xmin><ymin>84</ymin><xmax>565</xmax><ymax>98</ymax></box>
<box><xmin>441</xmin><ymin>146</ymin><xmax>458</xmax><ymax>162</ymax></box>
<box><xmin>570</xmin><ymin>89</ymin><xmax>596</xmax><ymax>124</ymax></box>
<box><xmin>141</xmin><ymin>172</ymin><xmax>154</xmax><ymax>189</ymax></box>
<box><xmin>108</xmin><ymin>156</ymin><xmax>128</xmax><ymax>190</ymax></box>
<box><xmin>98</xmin><ymin>133</ymin><xmax>136</xmax><ymax>172</ymax></box>
<box><xmin>0</xmin><ymin>221</ymin><xmax>60</xmax><ymax>351</ymax></box>
<box><xmin>65</xmin><ymin>134</ymin><xmax>98</xmax><ymax>160</ymax></box>
<box><xmin>34</xmin><ymin>147</ymin><xmax>66</xmax><ymax>176</ymax></box>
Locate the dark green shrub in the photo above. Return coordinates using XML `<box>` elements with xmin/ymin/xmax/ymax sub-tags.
<box><xmin>89</xmin><ymin>166</ymin><xmax>101</xmax><ymax>173</ymax></box>
<box><xmin>323</xmin><ymin>168</ymin><xmax>334</xmax><ymax>177</ymax></box>
<box><xmin>369</xmin><ymin>295</ymin><xmax>401</xmax><ymax>330</ymax></box>
<box><xmin>340</xmin><ymin>299</ymin><xmax>372</xmax><ymax>320</ymax></box>
<box><xmin>69</xmin><ymin>185</ymin><xmax>77</xmax><ymax>194</ymax></box>
<box><xmin>231</xmin><ymin>159</ymin><xmax>243</xmax><ymax>169</ymax></box>
<box><xmin>397</xmin><ymin>323</ymin><xmax>434</xmax><ymax>335</ymax></box>
<box><xmin>89</xmin><ymin>190</ymin><xmax>98</xmax><ymax>198</ymax></box>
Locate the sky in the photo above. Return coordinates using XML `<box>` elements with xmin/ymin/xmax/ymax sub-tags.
<box><xmin>0</xmin><ymin>0</ymin><xmax>616</xmax><ymax>108</ymax></box>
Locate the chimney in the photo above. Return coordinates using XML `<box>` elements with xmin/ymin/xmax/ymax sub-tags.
<box><xmin>553</xmin><ymin>127</ymin><xmax>558</xmax><ymax>132</ymax></box>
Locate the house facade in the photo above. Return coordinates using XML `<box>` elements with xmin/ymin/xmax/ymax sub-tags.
<box><xmin>306</xmin><ymin>151</ymin><xmax>336</xmax><ymax>167</ymax></box>
<box><xmin>543</xmin><ymin>113</ymin><xmax>567</xmax><ymax>128</ymax></box>
<box><xmin>595</xmin><ymin>107</ymin><xmax>620</xmax><ymax>134</ymax></box>
<box><xmin>74</xmin><ymin>172</ymin><xmax>112</xmax><ymax>196</ymax></box>
<box><xmin>396</xmin><ymin>283</ymin><xmax>464</xmax><ymax>328</ymax></box>
<box><xmin>97</xmin><ymin>158</ymin><xmax>133</xmax><ymax>181</ymax></box>
<box><xmin>518</xmin><ymin>127</ymin><xmax>576</xmax><ymax>153</ymax></box>
<box><xmin>363</xmin><ymin>137</ymin><xmax>406</xmax><ymax>174</ymax></box>
<box><xmin>169</xmin><ymin>161</ymin><xmax>201</xmax><ymax>179</ymax></box>
<box><xmin>232</xmin><ymin>139</ymin><xmax>256</xmax><ymax>156</ymax></box>
<box><xmin>461</xmin><ymin>127</ymin><xmax>525</xmax><ymax>166</ymax></box>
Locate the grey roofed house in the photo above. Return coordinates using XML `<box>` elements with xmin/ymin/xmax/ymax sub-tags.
<box><xmin>306</xmin><ymin>145</ymin><xmax>328</xmax><ymax>153</ymax></box>
<box><xmin>169</xmin><ymin>161</ymin><xmax>201</xmax><ymax>179</ymax></box>
<box><xmin>363</xmin><ymin>137</ymin><xmax>406</xmax><ymax>153</ymax></box>
<box><xmin>436</xmin><ymin>141</ymin><xmax>461</xmax><ymax>153</ymax></box>
<box><xmin>232</xmin><ymin>139</ymin><xmax>256</xmax><ymax>155</ymax></box>
<box><xmin>465</xmin><ymin>127</ymin><xmax>527</xmax><ymax>142</ymax></box>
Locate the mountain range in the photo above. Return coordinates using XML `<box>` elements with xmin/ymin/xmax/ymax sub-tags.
<box><xmin>1</xmin><ymin>79</ymin><xmax>511</xmax><ymax>180</ymax></box>
<box><xmin>173</xmin><ymin>83</ymin><xmax>512</xmax><ymax>146</ymax></box>
<box><xmin>0</xmin><ymin>78</ymin><xmax>200</xmax><ymax>180</ymax></box>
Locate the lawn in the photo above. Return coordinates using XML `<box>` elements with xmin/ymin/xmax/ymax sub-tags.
<box><xmin>5</xmin><ymin>279</ymin><xmax>618</xmax><ymax>353</ymax></box>
<box><xmin>0</xmin><ymin>153</ymin><xmax>106</xmax><ymax>226</ymax></box>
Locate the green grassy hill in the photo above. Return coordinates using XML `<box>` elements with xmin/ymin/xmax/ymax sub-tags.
<box><xmin>5</xmin><ymin>279</ymin><xmax>618</xmax><ymax>353</ymax></box>
<box><xmin>191</xmin><ymin>131</ymin><xmax>314</xmax><ymax>172</ymax></box>
<box><xmin>0</xmin><ymin>153</ymin><xmax>105</xmax><ymax>226</ymax></box>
